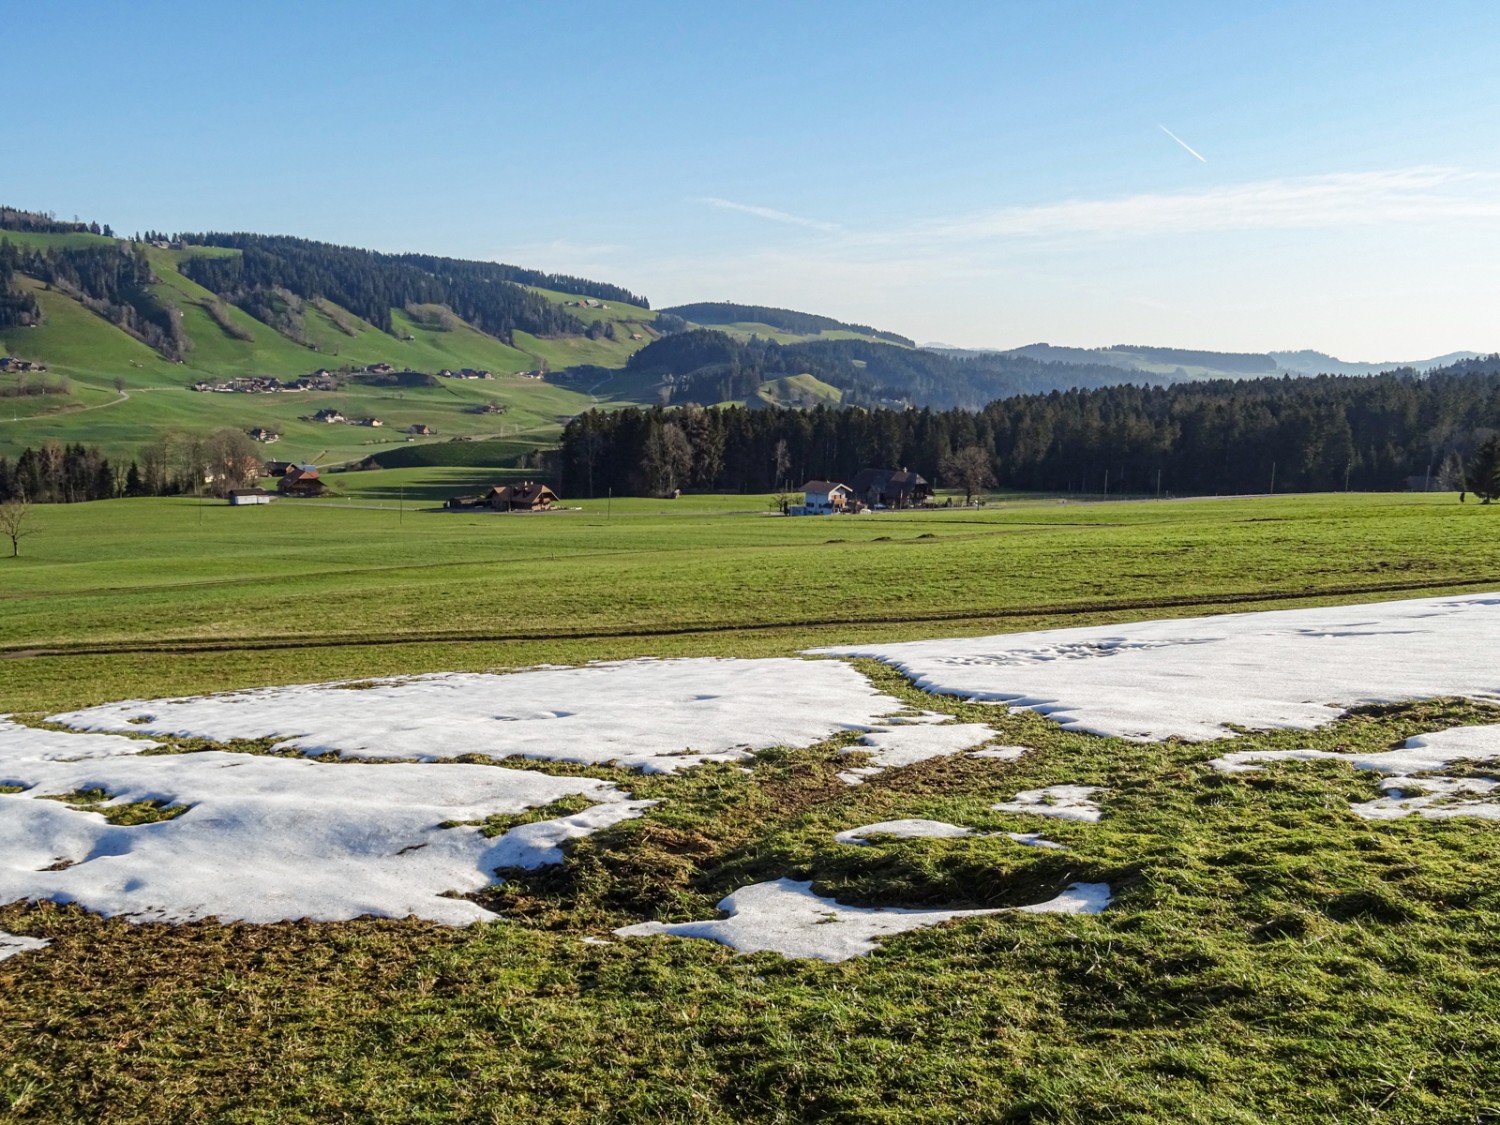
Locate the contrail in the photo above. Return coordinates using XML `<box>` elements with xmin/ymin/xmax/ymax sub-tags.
<box><xmin>1158</xmin><ymin>124</ymin><xmax>1207</xmax><ymax>163</ymax></box>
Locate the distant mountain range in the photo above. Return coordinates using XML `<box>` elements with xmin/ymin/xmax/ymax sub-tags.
<box><xmin>922</xmin><ymin>342</ymin><xmax>1486</xmax><ymax>381</ymax></box>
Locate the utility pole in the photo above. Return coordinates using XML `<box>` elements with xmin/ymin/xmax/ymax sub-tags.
<box><xmin>1156</xmin><ymin>467</ymin><xmax>1162</xmax><ymax>499</ymax></box>
<box><xmin>399</xmin><ymin>484</ymin><xmax>404</xmax><ymax>525</ymax></box>
<box><xmin>1345</xmin><ymin>460</ymin><xmax>1352</xmax><ymax>492</ymax></box>
<box><xmin>607</xmin><ymin>487</ymin><xmax>612</xmax><ymax>520</ymax></box>
<box><xmin>1269</xmin><ymin>461</ymin><xmax>1276</xmax><ymax>494</ymax></box>
<box><xmin>1103</xmin><ymin>469</ymin><xmax>1109</xmax><ymax>498</ymax></box>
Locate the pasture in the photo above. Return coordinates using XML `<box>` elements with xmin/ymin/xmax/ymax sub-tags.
<box><xmin>1</xmin><ymin>489</ymin><xmax>1499</xmax><ymax>1124</ymax></box>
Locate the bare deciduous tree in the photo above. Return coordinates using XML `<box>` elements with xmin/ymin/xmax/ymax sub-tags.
<box><xmin>0</xmin><ymin>500</ymin><xmax>36</xmax><ymax>557</ymax></box>
<box><xmin>940</xmin><ymin>445</ymin><xmax>997</xmax><ymax>506</ymax></box>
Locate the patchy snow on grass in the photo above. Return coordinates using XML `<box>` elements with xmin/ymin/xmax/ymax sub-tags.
<box><xmin>845</xmin><ymin>723</ymin><xmax>998</xmax><ymax>771</ymax></box>
<box><xmin>811</xmin><ymin>594</ymin><xmax>1500</xmax><ymax>741</ymax></box>
<box><xmin>615</xmin><ymin>878</ymin><xmax>1112</xmax><ymax>961</ymax></box>
<box><xmin>969</xmin><ymin>747</ymin><xmax>1029</xmax><ymax>761</ymax></box>
<box><xmin>0</xmin><ymin>750</ymin><xmax>645</xmax><ymax>925</ymax></box>
<box><xmin>1212</xmin><ymin>724</ymin><xmax>1500</xmax><ymax>821</ymax></box>
<box><xmin>834</xmin><ymin>819</ymin><xmax>975</xmax><ymax>845</ymax></box>
<box><xmin>0</xmin><ymin>717</ymin><xmax>158</xmax><ymax>762</ymax></box>
<box><xmin>0</xmin><ymin>931</ymin><xmax>49</xmax><ymax>961</ymax></box>
<box><xmin>1007</xmin><ymin>832</ymin><xmax>1066</xmax><ymax>849</ymax></box>
<box><xmin>993</xmin><ymin>785</ymin><xmax>1104</xmax><ymax>822</ymax></box>
<box><xmin>50</xmin><ymin>659</ymin><xmax>900</xmax><ymax>774</ymax></box>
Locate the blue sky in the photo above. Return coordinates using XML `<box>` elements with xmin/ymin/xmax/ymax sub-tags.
<box><xmin>8</xmin><ymin>1</ymin><xmax>1500</xmax><ymax>356</ymax></box>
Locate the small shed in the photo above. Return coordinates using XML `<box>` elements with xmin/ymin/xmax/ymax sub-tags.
<box><xmin>228</xmin><ymin>489</ymin><xmax>273</xmax><ymax>506</ymax></box>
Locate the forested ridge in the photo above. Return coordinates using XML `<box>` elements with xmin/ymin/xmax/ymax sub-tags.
<box><xmin>176</xmin><ymin>234</ymin><xmax>612</xmax><ymax>344</ymax></box>
<box><xmin>561</xmin><ymin>361</ymin><xmax>1500</xmax><ymax>497</ymax></box>
<box><xmin>0</xmin><ymin>240</ymin><xmax>41</xmax><ymax>331</ymax></box>
<box><xmin>621</xmin><ymin>330</ymin><xmax>1185</xmax><ymax>409</ymax></box>
<box><xmin>662</xmin><ymin>301</ymin><xmax>913</xmax><ymax>346</ymax></box>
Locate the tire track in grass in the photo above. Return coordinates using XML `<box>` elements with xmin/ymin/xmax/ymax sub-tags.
<box><xmin>4</xmin><ymin>574</ymin><xmax>1499</xmax><ymax>660</ymax></box>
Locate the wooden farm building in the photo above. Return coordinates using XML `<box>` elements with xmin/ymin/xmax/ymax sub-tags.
<box><xmin>796</xmin><ymin>480</ymin><xmax>853</xmax><ymax>515</ymax></box>
<box><xmin>278</xmin><ymin>464</ymin><xmax>327</xmax><ymax>497</ymax></box>
<box><xmin>850</xmin><ymin>468</ymin><xmax>931</xmax><ymax>509</ymax></box>
<box><xmin>446</xmin><ymin>481</ymin><xmax>560</xmax><ymax>512</ymax></box>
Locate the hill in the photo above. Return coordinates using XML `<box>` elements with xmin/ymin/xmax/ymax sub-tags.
<box><xmin>663</xmin><ymin>301</ymin><xmax>914</xmax><ymax>347</ymax></box>
<box><xmin>0</xmin><ymin>210</ymin><xmax>666</xmax><ymax>463</ymax></box>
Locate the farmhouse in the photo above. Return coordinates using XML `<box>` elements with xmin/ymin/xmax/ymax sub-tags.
<box><xmin>309</xmin><ymin>408</ymin><xmax>345</xmax><ymax>424</ymax></box>
<box><xmin>407</xmin><ymin>424</ymin><xmax>433</xmax><ymax>436</ymax></box>
<box><xmin>278</xmin><ymin>465</ymin><xmax>327</xmax><ymax>497</ymax></box>
<box><xmin>263</xmin><ymin>460</ymin><xmax>294</xmax><ymax>477</ymax></box>
<box><xmin>247</xmin><ymin>427</ymin><xmax>279</xmax><ymax>443</ymax></box>
<box><xmin>227</xmin><ymin>488</ymin><xmax>273</xmax><ymax>506</ymax></box>
<box><xmin>448</xmin><ymin>482</ymin><xmax>561</xmax><ymax>511</ymax></box>
<box><xmin>361</xmin><ymin>417</ymin><xmax>384</xmax><ymax>427</ymax></box>
<box><xmin>850</xmin><ymin>468</ymin><xmax>931</xmax><ymax>509</ymax></box>
<box><xmin>796</xmin><ymin>480</ymin><xmax>853</xmax><ymax>515</ymax></box>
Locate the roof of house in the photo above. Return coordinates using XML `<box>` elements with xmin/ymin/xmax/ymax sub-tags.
<box><xmin>801</xmin><ymin>480</ymin><xmax>850</xmax><ymax>494</ymax></box>
<box><xmin>851</xmin><ymin>468</ymin><xmax>929</xmax><ymax>494</ymax></box>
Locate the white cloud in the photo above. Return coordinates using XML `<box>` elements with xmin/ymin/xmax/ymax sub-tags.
<box><xmin>915</xmin><ymin>167</ymin><xmax>1500</xmax><ymax>242</ymax></box>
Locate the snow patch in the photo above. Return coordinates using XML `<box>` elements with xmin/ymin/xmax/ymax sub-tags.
<box><xmin>0</xmin><ymin>931</ymin><xmax>49</xmax><ymax>961</ymax></box>
<box><xmin>992</xmin><ymin>785</ymin><xmax>1104</xmax><ymax>822</ymax></box>
<box><xmin>969</xmin><ymin>746</ymin><xmax>1029</xmax><ymax>761</ymax></box>
<box><xmin>0</xmin><ymin>748</ymin><xmax>645</xmax><ymax>925</ymax></box>
<box><xmin>50</xmin><ymin>659</ymin><xmax>900</xmax><ymax>774</ymax></box>
<box><xmin>833</xmin><ymin>819</ymin><xmax>974</xmax><ymax>845</ymax></box>
<box><xmin>847</xmin><ymin>723</ymin><xmax>998</xmax><ymax>771</ymax></box>
<box><xmin>614</xmin><ymin>877</ymin><xmax>1112</xmax><ymax>961</ymax></box>
<box><xmin>1213</xmin><ymin>724</ymin><xmax>1500</xmax><ymax>821</ymax></box>
<box><xmin>811</xmin><ymin>594</ymin><xmax>1500</xmax><ymax>741</ymax></box>
<box><xmin>0</xmin><ymin>717</ymin><xmax>158</xmax><ymax>763</ymax></box>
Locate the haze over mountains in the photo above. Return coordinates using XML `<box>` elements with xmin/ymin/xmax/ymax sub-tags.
<box><xmin>925</xmin><ymin>342</ymin><xmax>1484</xmax><ymax>382</ymax></box>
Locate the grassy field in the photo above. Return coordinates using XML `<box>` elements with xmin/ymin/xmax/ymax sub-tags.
<box><xmin>2</xmin><ymin>490</ymin><xmax>1499</xmax><ymax>1123</ymax></box>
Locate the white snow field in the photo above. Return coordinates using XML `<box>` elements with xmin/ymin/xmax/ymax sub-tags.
<box><xmin>0</xmin><ymin>725</ymin><xmax>650</xmax><ymax>924</ymax></box>
<box><xmin>0</xmin><ymin>717</ymin><xmax>159</xmax><ymax>761</ymax></box>
<box><xmin>993</xmin><ymin>785</ymin><xmax>1105</xmax><ymax>823</ymax></box>
<box><xmin>615</xmin><ymin>878</ymin><xmax>1112</xmax><ymax>961</ymax></box>
<box><xmin>1211</xmin><ymin>724</ymin><xmax>1500</xmax><ymax>821</ymax></box>
<box><xmin>812</xmin><ymin>594</ymin><xmax>1500</xmax><ymax>741</ymax></box>
<box><xmin>51</xmin><ymin>658</ymin><xmax>902</xmax><ymax>773</ymax></box>
<box><xmin>0</xmin><ymin>931</ymin><xmax>49</xmax><ymax>961</ymax></box>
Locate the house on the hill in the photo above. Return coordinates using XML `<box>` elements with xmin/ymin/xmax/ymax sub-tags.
<box><xmin>361</xmin><ymin>417</ymin><xmax>384</xmax><ymax>427</ymax></box>
<box><xmin>406</xmin><ymin>424</ymin><xmax>433</xmax><ymax>436</ymax></box>
<box><xmin>445</xmin><ymin>482</ymin><xmax>560</xmax><ymax>511</ymax></box>
<box><xmin>278</xmin><ymin>465</ymin><xmax>326</xmax><ymax>497</ymax></box>
<box><xmin>247</xmin><ymin>427</ymin><xmax>280</xmax><ymax>443</ymax></box>
<box><xmin>796</xmin><ymin>480</ymin><xmax>853</xmax><ymax>515</ymax></box>
<box><xmin>309</xmin><ymin>408</ymin><xmax>346</xmax><ymax>424</ymax></box>
<box><xmin>264</xmin><ymin>460</ymin><xmax>294</xmax><ymax>477</ymax></box>
<box><xmin>850</xmin><ymin>468</ymin><xmax>931</xmax><ymax>509</ymax></box>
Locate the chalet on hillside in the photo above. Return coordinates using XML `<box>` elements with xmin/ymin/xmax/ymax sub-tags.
<box><xmin>309</xmin><ymin>408</ymin><xmax>345</xmax><ymax>424</ymax></box>
<box><xmin>278</xmin><ymin>464</ymin><xmax>327</xmax><ymax>497</ymax></box>
<box><xmin>850</xmin><ymin>468</ymin><xmax>931</xmax><ymax>509</ymax></box>
<box><xmin>264</xmin><ymin>460</ymin><xmax>294</xmax><ymax>477</ymax></box>
<box><xmin>247</xmin><ymin>427</ymin><xmax>280</xmax><ymax>443</ymax></box>
<box><xmin>796</xmin><ymin>480</ymin><xmax>853</xmax><ymax>515</ymax></box>
<box><xmin>407</xmin><ymin>424</ymin><xmax>433</xmax><ymax>436</ymax></box>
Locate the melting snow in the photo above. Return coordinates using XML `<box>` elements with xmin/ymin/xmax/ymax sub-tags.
<box><xmin>0</xmin><ymin>931</ymin><xmax>49</xmax><ymax>961</ymax></box>
<box><xmin>0</xmin><ymin>723</ymin><xmax>649</xmax><ymax>924</ymax></box>
<box><xmin>614</xmin><ymin>878</ymin><xmax>1112</xmax><ymax>961</ymax></box>
<box><xmin>50</xmin><ymin>659</ymin><xmax>900</xmax><ymax>773</ymax></box>
<box><xmin>1212</xmin><ymin>724</ymin><xmax>1500</xmax><ymax>821</ymax></box>
<box><xmin>993</xmin><ymin>785</ymin><xmax>1104</xmax><ymax>822</ymax></box>
<box><xmin>0</xmin><ymin>717</ymin><xmax>159</xmax><ymax>761</ymax></box>
<box><xmin>833</xmin><ymin>819</ymin><xmax>975</xmax><ymax>845</ymax></box>
<box><xmin>811</xmin><ymin>594</ymin><xmax>1500</xmax><ymax>741</ymax></box>
<box><xmin>845</xmin><ymin>723</ymin><xmax>998</xmax><ymax>771</ymax></box>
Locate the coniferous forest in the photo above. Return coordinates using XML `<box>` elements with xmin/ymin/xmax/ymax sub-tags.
<box><xmin>560</xmin><ymin>361</ymin><xmax>1500</xmax><ymax>498</ymax></box>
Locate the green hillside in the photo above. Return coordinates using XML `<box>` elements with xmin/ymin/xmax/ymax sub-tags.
<box><xmin>0</xmin><ymin>227</ymin><xmax>666</xmax><ymax>462</ymax></box>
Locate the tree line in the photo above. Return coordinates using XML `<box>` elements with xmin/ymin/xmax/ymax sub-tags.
<box><xmin>620</xmin><ymin>329</ymin><xmax>1201</xmax><ymax>410</ymax></box>
<box><xmin>0</xmin><ymin>431</ymin><xmax>267</xmax><ymax>504</ymax></box>
<box><xmin>0</xmin><ymin>206</ymin><xmax>112</xmax><ymax>237</ymax></box>
<box><xmin>560</xmin><ymin>360</ymin><xmax>1500</xmax><ymax>498</ymax></box>
<box><xmin>0</xmin><ymin>240</ymin><xmax>41</xmax><ymax>330</ymax></box>
<box><xmin>1</xmin><ymin>239</ymin><xmax>183</xmax><ymax>358</ymax></box>
<box><xmin>176</xmin><ymin>233</ymin><xmax>641</xmax><ymax>344</ymax></box>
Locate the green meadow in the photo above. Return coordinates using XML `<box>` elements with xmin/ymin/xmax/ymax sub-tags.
<box><xmin>2</xmin><ymin>489</ymin><xmax>1499</xmax><ymax>1123</ymax></box>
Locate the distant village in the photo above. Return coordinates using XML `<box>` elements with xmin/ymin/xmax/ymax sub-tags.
<box><xmin>192</xmin><ymin>362</ymin><xmax>541</xmax><ymax>395</ymax></box>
